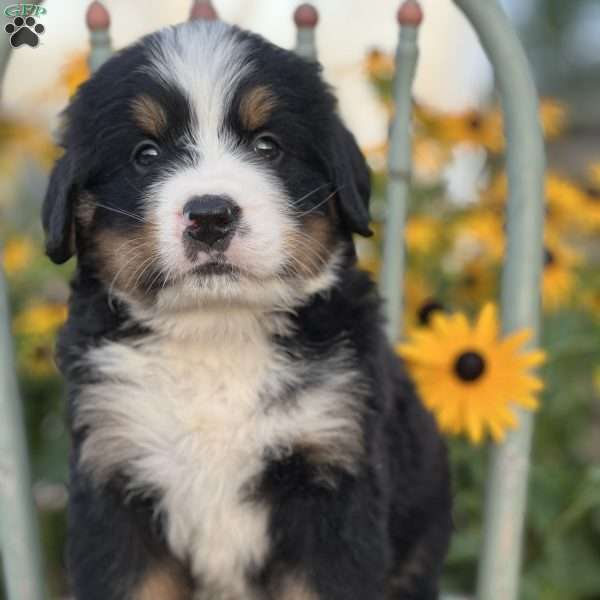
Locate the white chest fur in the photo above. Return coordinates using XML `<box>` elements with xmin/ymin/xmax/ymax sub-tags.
<box><xmin>76</xmin><ymin>312</ymin><xmax>363</xmax><ymax>593</ymax></box>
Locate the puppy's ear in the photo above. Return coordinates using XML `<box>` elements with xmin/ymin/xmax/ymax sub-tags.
<box><xmin>42</xmin><ymin>152</ymin><xmax>77</xmax><ymax>264</ymax></box>
<box><xmin>331</xmin><ymin>118</ymin><xmax>372</xmax><ymax>237</ymax></box>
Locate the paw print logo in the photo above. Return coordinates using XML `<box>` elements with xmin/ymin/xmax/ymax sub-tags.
<box><xmin>5</xmin><ymin>16</ymin><xmax>45</xmax><ymax>48</ymax></box>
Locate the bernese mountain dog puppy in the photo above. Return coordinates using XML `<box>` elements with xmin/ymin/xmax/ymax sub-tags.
<box><xmin>42</xmin><ymin>19</ymin><xmax>452</xmax><ymax>600</ymax></box>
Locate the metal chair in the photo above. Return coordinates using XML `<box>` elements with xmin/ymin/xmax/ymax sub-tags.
<box><xmin>0</xmin><ymin>1</ymin><xmax>544</xmax><ymax>598</ymax></box>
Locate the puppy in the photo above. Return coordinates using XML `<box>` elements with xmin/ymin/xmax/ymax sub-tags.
<box><xmin>43</xmin><ymin>20</ymin><xmax>452</xmax><ymax>600</ymax></box>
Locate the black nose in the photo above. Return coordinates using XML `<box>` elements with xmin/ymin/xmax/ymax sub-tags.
<box><xmin>183</xmin><ymin>195</ymin><xmax>241</xmax><ymax>249</ymax></box>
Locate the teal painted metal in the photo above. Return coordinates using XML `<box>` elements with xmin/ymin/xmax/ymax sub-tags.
<box><xmin>380</xmin><ymin>14</ymin><xmax>421</xmax><ymax>342</ymax></box>
<box><xmin>87</xmin><ymin>1</ymin><xmax>113</xmax><ymax>74</ymax></box>
<box><xmin>88</xmin><ymin>28</ymin><xmax>112</xmax><ymax>72</ymax></box>
<box><xmin>0</xmin><ymin>268</ymin><xmax>47</xmax><ymax>600</ymax></box>
<box><xmin>295</xmin><ymin>27</ymin><xmax>317</xmax><ymax>61</ymax></box>
<box><xmin>452</xmin><ymin>1</ymin><xmax>545</xmax><ymax>599</ymax></box>
<box><xmin>294</xmin><ymin>5</ymin><xmax>318</xmax><ymax>61</ymax></box>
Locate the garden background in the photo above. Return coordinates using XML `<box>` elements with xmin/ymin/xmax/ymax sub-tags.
<box><xmin>1</xmin><ymin>0</ymin><xmax>599</xmax><ymax>598</ymax></box>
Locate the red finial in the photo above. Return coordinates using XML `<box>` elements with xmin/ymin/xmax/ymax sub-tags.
<box><xmin>86</xmin><ymin>1</ymin><xmax>110</xmax><ymax>31</ymax></box>
<box><xmin>190</xmin><ymin>0</ymin><xmax>218</xmax><ymax>21</ymax></box>
<box><xmin>294</xmin><ymin>4</ymin><xmax>319</xmax><ymax>28</ymax></box>
<box><xmin>397</xmin><ymin>0</ymin><xmax>423</xmax><ymax>26</ymax></box>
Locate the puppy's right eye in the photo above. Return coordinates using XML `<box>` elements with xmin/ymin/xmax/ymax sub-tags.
<box><xmin>132</xmin><ymin>141</ymin><xmax>160</xmax><ymax>170</ymax></box>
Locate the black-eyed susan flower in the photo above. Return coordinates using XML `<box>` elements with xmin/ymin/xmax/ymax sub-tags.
<box><xmin>364</xmin><ymin>48</ymin><xmax>394</xmax><ymax>81</ymax></box>
<box><xmin>356</xmin><ymin>236</ymin><xmax>381</xmax><ymax>280</ymax></box>
<box><xmin>60</xmin><ymin>51</ymin><xmax>90</xmax><ymax>97</ymax></box>
<box><xmin>0</xmin><ymin>117</ymin><xmax>58</xmax><ymax>170</ymax></box>
<box><xmin>412</xmin><ymin>137</ymin><xmax>451</xmax><ymax>183</ymax></box>
<box><xmin>405</xmin><ymin>215</ymin><xmax>443</xmax><ymax>255</ymax></box>
<box><xmin>13</xmin><ymin>303</ymin><xmax>68</xmax><ymax>337</ymax></box>
<box><xmin>404</xmin><ymin>272</ymin><xmax>436</xmax><ymax>329</ymax></box>
<box><xmin>451</xmin><ymin>259</ymin><xmax>498</xmax><ymax>307</ymax></box>
<box><xmin>539</xmin><ymin>99</ymin><xmax>568</xmax><ymax>140</ymax></box>
<box><xmin>582</xmin><ymin>288</ymin><xmax>600</xmax><ymax>320</ymax></box>
<box><xmin>542</xmin><ymin>233</ymin><xmax>581</xmax><ymax>311</ymax></box>
<box><xmin>2</xmin><ymin>237</ymin><xmax>35</xmax><ymax>276</ymax></box>
<box><xmin>20</xmin><ymin>342</ymin><xmax>57</xmax><ymax>378</ymax></box>
<box><xmin>579</xmin><ymin>163</ymin><xmax>600</xmax><ymax>231</ymax></box>
<box><xmin>481</xmin><ymin>171</ymin><xmax>587</xmax><ymax>233</ymax></box>
<box><xmin>398</xmin><ymin>303</ymin><xmax>545</xmax><ymax>444</ymax></box>
<box><xmin>544</xmin><ymin>173</ymin><xmax>587</xmax><ymax>232</ymax></box>
<box><xmin>453</xmin><ymin>211</ymin><xmax>505</xmax><ymax>263</ymax></box>
<box><xmin>414</xmin><ymin>104</ymin><xmax>504</xmax><ymax>153</ymax></box>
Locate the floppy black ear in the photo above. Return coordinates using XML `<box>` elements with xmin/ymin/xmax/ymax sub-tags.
<box><xmin>331</xmin><ymin>119</ymin><xmax>372</xmax><ymax>237</ymax></box>
<box><xmin>42</xmin><ymin>153</ymin><xmax>77</xmax><ymax>264</ymax></box>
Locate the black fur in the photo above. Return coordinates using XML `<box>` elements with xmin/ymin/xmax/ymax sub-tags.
<box><xmin>45</xmin><ymin>20</ymin><xmax>451</xmax><ymax>600</ymax></box>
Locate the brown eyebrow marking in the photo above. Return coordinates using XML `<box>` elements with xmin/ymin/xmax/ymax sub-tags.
<box><xmin>239</xmin><ymin>85</ymin><xmax>278</xmax><ymax>130</ymax></box>
<box><xmin>131</xmin><ymin>95</ymin><xmax>168</xmax><ymax>137</ymax></box>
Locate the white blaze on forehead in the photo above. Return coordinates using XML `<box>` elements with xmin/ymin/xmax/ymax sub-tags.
<box><xmin>148</xmin><ymin>21</ymin><xmax>253</xmax><ymax>153</ymax></box>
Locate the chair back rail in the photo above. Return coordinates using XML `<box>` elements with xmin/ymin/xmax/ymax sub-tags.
<box><xmin>380</xmin><ymin>1</ymin><xmax>422</xmax><ymax>341</ymax></box>
<box><xmin>451</xmin><ymin>2</ymin><xmax>545</xmax><ymax>599</ymax></box>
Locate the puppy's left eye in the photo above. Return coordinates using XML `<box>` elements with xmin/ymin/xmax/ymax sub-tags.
<box><xmin>253</xmin><ymin>135</ymin><xmax>281</xmax><ymax>161</ymax></box>
<box><xmin>132</xmin><ymin>141</ymin><xmax>160</xmax><ymax>170</ymax></box>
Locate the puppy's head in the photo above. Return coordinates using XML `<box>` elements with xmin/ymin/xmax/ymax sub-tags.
<box><xmin>43</xmin><ymin>21</ymin><xmax>371</xmax><ymax>313</ymax></box>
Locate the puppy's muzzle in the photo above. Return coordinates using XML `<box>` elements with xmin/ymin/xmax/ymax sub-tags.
<box><xmin>183</xmin><ymin>195</ymin><xmax>241</xmax><ymax>251</ymax></box>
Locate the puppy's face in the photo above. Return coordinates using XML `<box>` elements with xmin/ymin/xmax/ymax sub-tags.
<box><xmin>43</xmin><ymin>22</ymin><xmax>371</xmax><ymax>313</ymax></box>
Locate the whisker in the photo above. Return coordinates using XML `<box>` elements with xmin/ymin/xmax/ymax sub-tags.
<box><xmin>294</xmin><ymin>189</ymin><xmax>339</xmax><ymax>219</ymax></box>
<box><xmin>92</xmin><ymin>202</ymin><xmax>147</xmax><ymax>224</ymax></box>
<box><xmin>289</xmin><ymin>182</ymin><xmax>331</xmax><ymax>207</ymax></box>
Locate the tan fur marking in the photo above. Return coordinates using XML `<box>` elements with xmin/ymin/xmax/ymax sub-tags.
<box><xmin>94</xmin><ymin>223</ymin><xmax>159</xmax><ymax>302</ymax></box>
<box><xmin>385</xmin><ymin>539</ymin><xmax>430</xmax><ymax>597</ymax></box>
<box><xmin>239</xmin><ymin>86</ymin><xmax>277</xmax><ymax>130</ymax></box>
<box><xmin>131</xmin><ymin>95</ymin><xmax>168</xmax><ymax>137</ymax></box>
<box><xmin>277</xmin><ymin>573</ymin><xmax>320</xmax><ymax>600</ymax></box>
<box><xmin>134</xmin><ymin>563</ymin><xmax>192</xmax><ymax>600</ymax></box>
<box><xmin>283</xmin><ymin>215</ymin><xmax>335</xmax><ymax>279</ymax></box>
<box><xmin>76</xmin><ymin>192</ymin><xmax>96</xmax><ymax>228</ymax></box>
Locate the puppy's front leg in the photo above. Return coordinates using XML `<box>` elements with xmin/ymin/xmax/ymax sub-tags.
<box><xmin>258</xmin><ymin>456</ymin><xmax>388</xmax><ymax>600</ymax></box>
<box><xmin>67</xmin><ymin>467</ymin><xmax>192</xmax><ymax>600</ymax></box>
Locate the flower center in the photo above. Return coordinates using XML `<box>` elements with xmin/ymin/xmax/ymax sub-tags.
<box><xmin>544</xmin><ymin>247</ymin><xmax>555</xmax><ymax>267</ymax></box>
<box><xmin>585</xmin><ymin>186</ymin><xmax>600</xmax><ymax>202</ymax></box>
<box><xmin>417</xmin><ymin>299</ymin><xmax>445</xmax><ymax>325</ymax></box>
<box><xmin>468</xmin><ymin>115</ymin><xmax>483</xmax><ymax>130</ymax></box>
<box><xmin>454</xmin><ymin>351</ymin><xmax>486</xmax><ymax>382</ymax></box>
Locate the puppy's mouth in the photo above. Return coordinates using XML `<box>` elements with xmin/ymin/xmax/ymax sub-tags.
<box><xmin>190</xmin><ymin>262</ymin><xmax>242</xmax><ymax>278</ymax></box>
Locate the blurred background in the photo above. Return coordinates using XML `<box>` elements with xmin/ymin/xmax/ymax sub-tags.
<box><xmin>1</xmin><ymin>0</ymin><xmax>599</xmax><ymax>598</ymax></box>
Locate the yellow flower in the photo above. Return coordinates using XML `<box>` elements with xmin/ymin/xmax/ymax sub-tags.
<box><xmin>404</xmin><ymin>273</ymin><xmax>435</xmax><ymax>329</ymax></box>
<box><xmin>20</xmin><ymin>342</ymin><xmax>57</xmax><ymax>377</ymax></box>
<box><xmin>453</xmin><ymin>212</ymin><xmax>505</xmax><ymax>263</ymax></box>
<box><xmin>578</xmin><ymin>164</ymin><xmax>600</xmax><ymax>231</ymax></box>
<box><xmin>60</xmin><ymin>52</ymin><xmax>90</xmax><ymax>97</ymax></box>
<box><xmin>582</xmin><ymin>289</ymin><xmax>600</xmax><ymax>319</ymax></box>
<box><xmin>2</xmin><ymin>237</ymin><xmax>35</xmax><ymax>275</ymax></box>
<box><xmin>452</xmin><ymin>259</ymin><xmax>497</xmax><ymax>307</ymax></box>
<box><xmin>362</xmin><ymin>142</ymin><xmax>388</xmax><ymax>174</ymax></box>
<box><xmin>398</xmin><ymin>303</ymin><xmax>545</xmax><ymax>444</ymax></box>
<box><xmin>364</xmin><ymin>48</ymin><xmax>394</xmax><ymax>81</ymax></box>
<box><xmin>414</xmin><ymin>98</ymin><xmax>565</xmax><ymax>154</ymax></box>
<box><xmin>13</xmin><ymin>304</ymin><xmax>68</xmax><ymax>337</ymax></box>
<box><xmin>481</xmin><ymin>171</ymin><xmax>587</xmax><ymax>233</ymax></box>
<box><xmin>412</xmin><ymin>137</ymin><xmax>451</xmax><ymax>182</ymax></box>
<box><xmin>542</xmin><ymin>233</ymin><xmax>581</xmax><ymax>311</ymax></box>
<box><xmin>405</xmin><ymin>215</ymin><xmax>442</xmax><ymax>255</ymax></box>
<box><xmin>356</xmin><ymin>237</ymin><xmax>381</xmax><ymax>279</ymax></box>
<box><xmin>480</xmin><ymin>171</ymin><xmax>508</xmax><ymax>210</ymax></box>
<box><xmin>0</xmin><ymin>117</ymin><xmax>58</xmax><ymax>169</ymax></box>
<box><xmin>539</xmin><ymin>99</ymin><xmax>568</xmax><ymax>140</ymax></box>
<box><xmin>545</xmin><ymin>173</ymin><xmax>587</xmax><ymax>232</ymax></box>
<box><xmin>415</xmin><ymin>104</ymin><xmax>504</xmax><ymax>153</ymax></box>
